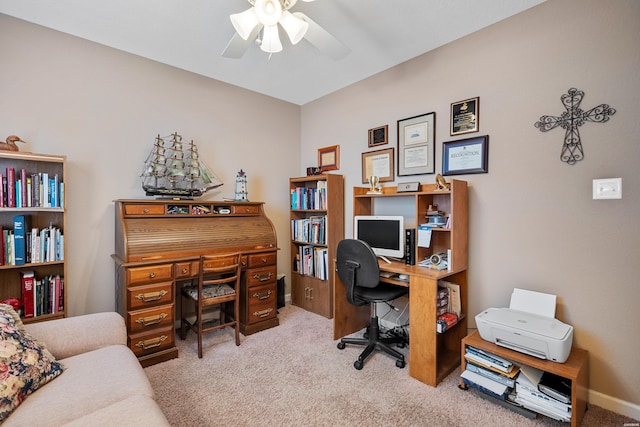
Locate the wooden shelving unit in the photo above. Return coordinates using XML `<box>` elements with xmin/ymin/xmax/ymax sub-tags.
<box><xmin>0</xmin><ymin>151</ymin><xmax>67</xmax><ymax>324</ymax></box>
<box><xmin>336</xmin><ymin>179</ymin><xmax>468</xmax><ymax>386</ymax></box>
<box><xmin>289</xmin><ymin>174</ymin><xmax>344</xmax><ymax>319</ymax></box>
<box><xmin>462</xmin><ymin>331</ymin><xmax>589</xmax><ymax>427</ymax></box>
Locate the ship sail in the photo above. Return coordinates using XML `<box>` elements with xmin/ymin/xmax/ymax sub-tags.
<box><xmin>140</xmin><ymin>132</ymin><xmax>223</xmax><ymax>198</ymax></box>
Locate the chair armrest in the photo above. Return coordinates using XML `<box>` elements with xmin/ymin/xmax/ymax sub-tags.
<box><xmin>24</xmin><ymin>312</ymin><xmax>127</xmax><ymax>360</ymax></box>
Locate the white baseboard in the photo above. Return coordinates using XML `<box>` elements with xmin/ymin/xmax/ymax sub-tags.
<box><xmin>589</xmin><ymin>389</ymin><xmax>640</xmax><ymax>421</ymax></box>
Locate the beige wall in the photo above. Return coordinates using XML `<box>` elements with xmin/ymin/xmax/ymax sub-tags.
<box><xmin>1</xmin><ymin>0</ymin><xmax>638</xmax><ymax>414</ymax></box>
<box><xmin>301</xmin><ymin>0</ymin><xmax>640</xmax><ymax>410</ymax></box>
<box><xmin>0</xmin><ymin>14</ymin><xmax>301</xmax><ymax>320</ymax></box>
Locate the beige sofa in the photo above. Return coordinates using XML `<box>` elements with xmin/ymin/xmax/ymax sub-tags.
<box><xmin>5</xmin><ymin>312</ymin><xmax>170</xmax><ymax>427</ymax></box>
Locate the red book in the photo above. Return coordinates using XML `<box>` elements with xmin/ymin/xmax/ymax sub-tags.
<box><xmin>55</xmin><ymin>275</ymin><xmax>63</xmax><ymax>312</ymax></box>
<box><xmin>21</xmin><ymin>270</ymin><xmax>35</xmax><ymax>318</ymax></box>
<box><xmin>6</xmin><ymin>167</ymin><xmax>15</xmax><ymax>208</ymax></box>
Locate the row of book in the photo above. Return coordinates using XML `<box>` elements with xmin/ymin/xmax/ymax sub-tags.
<box><xmin>1</xmin><ymin>215</ymin><xmax>64</xmax><ymax>266</ymax></box>
<box><xmin>295</xmin><ymin>245</ymin><xmax>329</xmax><ymax>280</ymax></box>
<box><xmin>291</xmin><ymin>180</ymin><xmax>328</xmax><ymax>210</ymax></box>
<box><xmin>461</xmin><ymin>345</ymin><xmax>572</xmax><ymax>422</ymax></box>
<box><xmin>21</xmin><ymin>271</ymin><xmax>65</xmax><ymax>318</ymax></box>
<box><xmin>291</xmin><ymin>215</ymin><xmax>326</xmax><ymax>245</ymax></box>
<box><xmin>435</xmin><ymin>280</ymin><xmax>461</xmax><ymax>333</ymax></box>
<box><xmin>1</xmin><ymin>168</ymin><xmax>64</xmax><ymax>208</ymax></box>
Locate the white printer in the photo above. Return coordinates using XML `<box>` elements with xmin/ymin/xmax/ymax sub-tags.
<box><xmin>475</xmin><ymin>288</ymin><xmax>573</xmax><ymax>363</ymax></box>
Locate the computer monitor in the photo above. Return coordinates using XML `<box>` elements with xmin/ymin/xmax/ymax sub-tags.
<box><xmin>354</xmin><ymin>215</ymin><xmax>404</xmax><ymax>260</ymax></box>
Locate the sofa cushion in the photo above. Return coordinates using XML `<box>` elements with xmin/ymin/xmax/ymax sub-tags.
<box><xmin>63</xmin><ymin>394</ymin><xmax>171</xmax><ymax>427</ymax></box>
<box><xmin>0</xmin><ymin>304</ymin><xmax>64</xmax><ymax>422</ymax></box>
<box><xmin>5</xmin><ymin>344</ymin><xmax>155</xmax><ymax>426</ymax></box>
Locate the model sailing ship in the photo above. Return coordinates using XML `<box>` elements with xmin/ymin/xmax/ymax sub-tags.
<box><xmin>140</xmin><ymin>132</ymin><xmax>223</xmax><ymax>198</ymax></box>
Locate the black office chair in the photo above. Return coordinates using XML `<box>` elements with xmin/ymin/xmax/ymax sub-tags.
<box><xmin>336</xmin><ymin>239</ymin><xmax>408</xmax><ymax>370</ymax></box>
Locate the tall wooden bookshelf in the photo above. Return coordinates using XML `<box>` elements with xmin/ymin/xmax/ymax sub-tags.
<box><xmin>0</xmin><ymin>151</ymin><xmax>67</xmax><ymax>323</ymax></box>
<box><xmin>290</xmin><ymin>174</ymin><xmax>344</xmax><ymax>318</ymax></box>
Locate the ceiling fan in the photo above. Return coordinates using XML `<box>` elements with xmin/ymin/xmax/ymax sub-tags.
<box><xmin>222</xmin><ymin>0</ymin><xmax>350</xmax><ymax>60</ymax></box>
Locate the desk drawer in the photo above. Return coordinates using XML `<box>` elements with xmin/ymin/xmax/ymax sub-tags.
<box><xmin>175</xmin><ymin>261</ymin><xmax>197</xmax><ymax>279</ymax></box>
<box><xmin>129</xmin><ymin>326</ymin><xmax>174</xmax><ymax>357</ymax></box>
<box><xmin>124</xmin><ymin>204</ymin><xmax>166</xmax><ymax>216</ymax></box>
<box><xmin>246</xmin><ymin>295</ymin><xmax>277</xmax><ymax>324</ymax></box>
<box><xmin>128</xmin><ymin>304</ymin><xmax>174</xmax><ymax>334</ymax></box>
<box><xmin>127</xmin><ymin>264</ymin><xmax>173</xmax><ymax>285</ymax></box>
<box><xmin>247</xmin><ymin>265</ymin><xmax>276</xmax><ymax>286</ymax></box>
<box><xmin>233</xmin><ymin>205</ymin><xmax>260</xmax><ymax>215</ymax></box>
<box><xmin>128</xmin><ymin>281</ymin><xmax>174</xmax><ymax>310</ymax></box>
<box><xmin>248</xmin><ymin>252</ymin><xmax>276</xmax><ymax>267</ymax></box>
<box><xmin>248</xmin><ymin>283</ymin><xmax>277</xmax><ymax>306</ymax></box>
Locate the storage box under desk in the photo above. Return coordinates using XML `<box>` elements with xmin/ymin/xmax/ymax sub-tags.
<box><xmin>461</xmin><ymin>330</ymin><xmax>588</xmax><ymax>427</ymax></box>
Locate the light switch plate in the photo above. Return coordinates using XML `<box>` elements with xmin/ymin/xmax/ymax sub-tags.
<box><xmin>593</xmin><ymin>178</ymin><xmax>622</xmax><ymax>199</ymax></box>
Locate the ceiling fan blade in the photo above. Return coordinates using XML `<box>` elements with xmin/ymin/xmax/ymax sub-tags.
<box><xmin>221</xmin><ymin>25</ymin><xmax>262</xmax><ymax>58</ymax></box>
<box><xmin>293</xmin><ymin>12</ymin><xmax>350</xmax><ymax>60</ymax></box>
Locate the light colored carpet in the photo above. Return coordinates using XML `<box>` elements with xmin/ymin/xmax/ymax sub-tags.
<box><xmin>145</xmin><ymin>304</ymin><xmax>635</xmax><ymax>426</ymax></box>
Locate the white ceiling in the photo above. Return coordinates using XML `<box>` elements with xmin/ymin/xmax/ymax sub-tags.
<box><xmin>0</xmin><ymin>0</ymin><xmax>546</xmax><ymax>105</ymax></box>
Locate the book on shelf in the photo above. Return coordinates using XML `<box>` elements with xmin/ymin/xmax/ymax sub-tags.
<box><xmin>13</xmin><ymin>215</ymin><xmax>30</xmax><ymax>265</ymax></box>
<box><xmin>461</xmin><ymin>369</ymin><xmax>509</xmax><ymax>400</ymax></box>
<box><xmin>21</xmin><ymin>270</ymin><xmax>36</xmax><ymax>318</ymax></box>
<box><xmin>438</xmin><ymin>280</ymin><xmax>461</xmax><ymax>316</ymax></box>
<box><xmin>465</xmin><ymin>346</ymin><xmax>518</xmax><ymax>376</ymax></box>
<box><xmin>6</xmin><ymin>167</ymin><xmax>15</xmax><ymax>207</ymax></box>
<box><xmin>538</xmin><ymin>371</ymin><xmax>572</xmax><ymax>404</ymax></box>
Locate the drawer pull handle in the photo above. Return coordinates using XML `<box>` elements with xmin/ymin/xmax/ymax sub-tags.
<box><xmin>135</xmin><ymin>335</ymin><xmax>167</xmax><ymax>350</ymax></box>
<box><xmin>143</xmin><ymin>208</ymin><xmax>149</xmax><ymax>213</ymax></box>
<box><xmin>260</xmin><ymin>258</ymin><xmax>267</xmax><ymax>264</ymax></box>
<box><xmin>181</xmin><ymin>268</ymin><xmax>188</xmax><ymax>274</ymax></box>
<box><xmin>253</xmin><ymin>272</ymin><xmax>273</xmax><ymax>282</ymax></box>
<box><xmin>149</xmin><ymin>272</ymin><xmax>156</xmax><ymax>279</ymax></box>
<box><xmin>135</xmin><ymin>290</ymin><xmax>168</xmax><ymax>303</ymax></box>
<box><xmin>252</xmin><ymin>290</ymin><xmax>272</xmax><ymax>300</ymax></box>
<box><xmin>253</xmin><ymin>308</ymin><xmax>273</xmax><ymax>318</ymax></box>
<box><xmin>135</xmin><ymin>313</ymin><xmax>167</xmax><ymax>327</ymax></box>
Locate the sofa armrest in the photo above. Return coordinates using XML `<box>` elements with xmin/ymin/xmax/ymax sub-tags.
<box><xmin>24</xmin><ymin>312</ymin><xmax>127</xmax><ymax>359</ymax></box>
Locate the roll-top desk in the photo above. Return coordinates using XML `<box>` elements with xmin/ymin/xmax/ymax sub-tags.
<box><xmin>113</xmin><ymin>199</ymin><xmax>279</xmax><ymax>366</ymax></box>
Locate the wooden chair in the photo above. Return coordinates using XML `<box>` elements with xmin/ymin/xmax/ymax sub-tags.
<box><xmin>180</xmin><ymin>252</ymin><xmax>241</xmax><ymax>358</ymax></box>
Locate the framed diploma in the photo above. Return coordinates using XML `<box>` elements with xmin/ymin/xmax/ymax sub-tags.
<box><xmin>361</xmin><ymin>148</ymin><xmax>394</xmax><ymax>183</ymax></box>
<box><xmin>450</xmin><ymin>97</ymin><xmax>479</xmax><ymax>136</ymax></box>
<box><xmin>442</xmin><ymin>135</ymin><xmax>489</xmax><ymax>176</ymax></box>
<box><xmin>318</xmin><ymin>145</ymin><xmax>340</xmax><ymax>172</ymax></box>
<box><xmin>397</xmin><ymin>112</ymin><xmax>435</xmax><ymax>176</ymax></box>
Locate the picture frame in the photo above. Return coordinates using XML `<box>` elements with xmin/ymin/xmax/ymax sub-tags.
<box><xmin>318</xmin><ymin>145</ymin><xmax>340</xmax><ymax>172</ymax></box>
<box><xmin>442</xmin><ymin>135</ymin><xmax>489</xmax><ymax>176</ymax></box>
<box><xmin>368</xmin><ymin>125</ymin><xmax>389</xmax><ymax>147</ymax></box>
<box><xmin>397</xmin><ymin>112</ymin><xmax>435</xmax><ymax>176</ymax></box>
<box><xmin>361</xmin><ymin>148</ymin><xmax>394</xmax><ymax>184</ymax></box>
<box><xmin>450</xmin><ymin>97</ymin><xmax>479</xmax><ymax>136</ymax></box>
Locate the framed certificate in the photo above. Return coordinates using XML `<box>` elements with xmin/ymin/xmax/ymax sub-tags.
<box><xmin>318</xmin><ymin>145</ymin><xmax>340</xmax><ymax>172</ymax></box>
<box><xmin>397</xmin><ymin>112</ymin><xmax>435</xmax><ymax>176</ymax></box>
<box><xmin>361</xmin><ymin>148</ymin><xmax>394</xmax><ymax>183</ymax></box>
<box><xmin>450</xmin><ymin>97</ymin><xmax>479</xmax><ymax>136</ymax></box>
<box><xmin>442</xmin><ymin>135</ymin><xmax>489</xmax><ymax>175</ymax></box>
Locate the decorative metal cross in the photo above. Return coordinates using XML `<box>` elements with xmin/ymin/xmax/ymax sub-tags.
<box><xmin>534</xmin><ymin>88</ymin><xmax>616</xmax><ymax>165</ymax></box>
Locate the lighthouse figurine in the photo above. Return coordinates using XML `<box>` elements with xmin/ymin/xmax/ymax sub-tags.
<box><xmin>234</xmin><ymin>169</ymin><xmax>248</xmax><ymax>201</ymax></box>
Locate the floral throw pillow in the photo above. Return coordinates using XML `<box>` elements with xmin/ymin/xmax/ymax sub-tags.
<box><xmin>0</xmin><ymin>303</ymin><xmax>64</xmax><ymax>422</ymax></box>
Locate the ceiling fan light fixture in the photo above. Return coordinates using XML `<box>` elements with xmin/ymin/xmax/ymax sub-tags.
<box><xmin>279</xmin><ymin>10</ymin><xmax>308</xmax><ymax>44</ymax></box>
<box><xmin>260</xmin><ymin>24</ymin><xmax>283</xmax><ymax>53</ymax></box>
<box><xmin>230</xmin><ymin>8</ymin><xmax>260</xmax><ymax>40</ymax></box>
<box><xmin>254</xmin><ymin>0</ymin><xmax>282</xmax><ymax>26</ymax></box>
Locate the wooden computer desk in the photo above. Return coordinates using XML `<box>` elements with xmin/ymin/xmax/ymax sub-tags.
<box><xmin>333</xmin><ymin>259</ymin><xmax>468</xmax><ymax>387</ymax></box>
